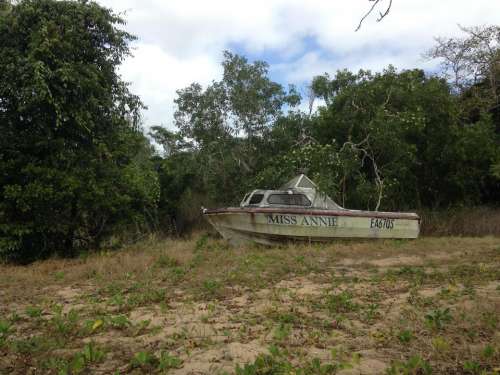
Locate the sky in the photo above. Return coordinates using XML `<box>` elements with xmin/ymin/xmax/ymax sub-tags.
<box><xmin>97</xmin><ymin>0</ymin><xmax>500</xmax><ymax>130</ymax></box>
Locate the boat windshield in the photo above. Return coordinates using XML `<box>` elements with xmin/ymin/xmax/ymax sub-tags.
<box><xmin>248</xmin><ymin>193</ymin><xmax>264</xmax><ymax>205</ymax></box>
<box><xmin>268</xmin><ymin>193</ymin><xmax>311</xmax><ymax>206</ymax></box>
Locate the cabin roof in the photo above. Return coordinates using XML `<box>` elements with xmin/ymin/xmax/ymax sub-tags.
<box><xmin>280</xmin><ymin>174</ymin><xmax>317</xmax><ymax>190</ymax></box>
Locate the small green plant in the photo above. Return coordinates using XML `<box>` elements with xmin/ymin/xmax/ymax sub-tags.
<box><xmin>425</xmin><ymin>308</ymin><xmax>452</xmax><ymax>330</ymax></box>
<box><xmin>81</xmin><ymin>341</ymin><xmax>105</xmax><ymax>363</ymax></box>
<box><xmin>202</xmin><ymin>279</ymin><xmax>221</xmax><ymax>297</ymax></box>
<box><xmin>156</xmin><ymin>254</ymin><xmax>179</xmax><ymax>268</ymax></box>
<box><xmin>0</xmin><ymin>319</ymin><xmax>11</xmax><ymax>347</ymax></box>
<box><xmin>158</xmin><ymin>351</ymin><xmax>183</xmax><ymax>371</ymax></box>
<box><xmin>386</xmin><ymin>355</ymin><xmax>432</xmax><ymax>375</ymax></box>
<box><xmin>54</xmin><ymin>271</ymin><xmax>65</xmax><ymax>281</ymax></box>
<box><xmin>194</xmin><ymin>234</ymin><xmax>209</xmax><ymax>252</ymax></box>
<box><xmin>363</xmin><ymin>303</ymin><xmax>380</xmax><ymax>322</ymax></box>
<box><xmin>463</xmin><ymin>360</ymin><xmax>481</xmax><ymax>374</ymax></box>
<box><xmin>25</xmin><ymin>305</ymin><xmax>43</xmax><ymax>318</ymax></box>
<box><xmin>397</xmin><ymin>330</ymin><xmax>413</xmax><ymax>343</ymax></box>
<box><xmin>109</xmin><ymin>315</ymin><xmax>131</xmax><ymax>330</ymax></box>
<box><xmin>273</xmin><ymin>323</ymin><xmax>291</xmax><ymax>342</ymax></box>
<box><xmin>431</xmin><ymin>336</ymin><xmax>450</xmax><ymax>354</ymax></box>
<box><xmin>51</xmin><ymin>307</ymin><xmax>80</xmax><ymax>337</ymax></box>
<box><xmin>481</xmin><ymin>344</ymin><xmax>495</xmax><ymax>359</ymax></box>
<box><xmin>109</xmin><ymin>293</ymin><xmax>125</xmax><ymax>308</ymax></box>
<box><xmin>131</xmin><ymin>351</ymin><xmax>158</xmax><ymax>368</ymax></box>
<box><xmin>235</xmin><ymin>345</ymin><xmax>340</xmax><ymax>374</ymax></box>
<box><xmin>325</xmin><ymin>291</ymin><xmax>358</xmax><ymax>315</ymax></box>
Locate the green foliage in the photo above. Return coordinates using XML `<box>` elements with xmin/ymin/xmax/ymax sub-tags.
<box><xmin>80</xmin><ymin>341</ymin><xmax>106</xmax><ymax>364</ymax></box>
<box><xmin>25</xmin><ymin>305</ymin><xmax>43</xmax><ymax>318</ymax></box>
<box><xmin>158</xmin><ymin>351</ymin><xmax>183</xmax><ymax>371</ymax></box>
<box><xmin>325</xmin><ymin>291</ymin><xmax>359</xmax><ymax>315</ymax></box>
<box><xmin>425</xmin><ymin>308</ymin><xmax>452</xmax><ymax>330</ymax></box>
<box><xmin>0</xmin><ymin>0</ymin><xmax>159</xmax><ymax>262</ymax></box>
<box><xmin>50</xmin><ymin>306</ymin><xmax>80</xmax><ymax>338</ymax></box>
<box><xmin>235</xmin><ymin>346</ymin><xmax>339</xmax><ymax>375</ymax></box>
<box><xmin>160</xmin><ymin>54</ymin><xmax>499</xmax><ymax>224</ymax></box>
<box><xmin>131</xmin><ymin>350</ymin><xmax>157</xmax><ymax>368</ymax></box>
<box><xmin>0</xmin><ymin>319</ymin><xmax>11</xmax><ymax>347</ymax></box>
<box><xmin>202</xmin><ymin>279</ymin><xmax>222</xmax><ymax>298</ymax></box>
<box><xmin>108</xmin><ymin>315</ymin><xmax>131</xmax><ymax>330</ymax></box>
<box><xmin>397</xmin><ymin>330</ymin><xmax>413</xmax><ymax>343</ymax></box>
<box><xmin>386</xmin><ymin>355</ymin><xmax>432</xmax><ymax>375</ymax></box>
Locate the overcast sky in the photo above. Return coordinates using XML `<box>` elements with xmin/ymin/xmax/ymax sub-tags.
<box><xmin>98</xmin><ymin>0</ymin><xmax>500</xmax><ymax>130</ymax></box>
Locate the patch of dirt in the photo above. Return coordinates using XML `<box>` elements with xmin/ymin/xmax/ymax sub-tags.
<box><xmin>56</xmin><ymin>286</ymin><xmax>82</xmax><ymax>300</ymax></box>
<box><xmin>369</xmin><ymin>255</ymin><xmax>423</xmax><ymax>267</ymax></box>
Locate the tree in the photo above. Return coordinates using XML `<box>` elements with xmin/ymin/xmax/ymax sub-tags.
<box><xmin>308</xmin><ymin>67</ymin><xmax>498</xmax><ymax>209</ymax></box>
<box><xmin>426</xmin><ymin>25</ymin><xmax>500</xmax><ymax>124</ymax></box>
<box><xmin>170</xmin><ymin>51</ymin><xmax>300</xmax><ymax>207</ymax></box>
<box><xmin>0</xmin><ymin>0</ymin><xmax>158</xmax><ymax>262</ymax></box>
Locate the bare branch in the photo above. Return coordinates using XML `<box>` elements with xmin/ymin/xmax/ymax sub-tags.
<box><xmin>340</xmin><ymin>136</ymin><xmax>384</xmax><ymax>211</ymax></box>
<box><xmin>356</xmin><ymin>0</ymin><xmax>393</xmax><ymax>32</ymax></box>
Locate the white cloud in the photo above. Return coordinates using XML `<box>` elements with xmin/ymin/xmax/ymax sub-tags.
<box><xmin>98</xmin><ymin>0</ymin><xmax>500</xmax><ymax>129</ymax></box>
<box><xmin>119</xmin><ymin>43</ymin><xmax>221</xmax><ymax>128</ymax></box>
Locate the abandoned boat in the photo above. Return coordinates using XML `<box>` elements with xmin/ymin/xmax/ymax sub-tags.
<box><xmin>202</xmin><ymin>174</ymin><xmax>420</xmax><ymax>245</ymax></box>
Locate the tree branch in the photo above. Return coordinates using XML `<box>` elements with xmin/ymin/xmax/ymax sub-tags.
<box><xmin>356</xmin><ymin>0</ymin><xmax>393</xmax><ymax>32</ymax></box>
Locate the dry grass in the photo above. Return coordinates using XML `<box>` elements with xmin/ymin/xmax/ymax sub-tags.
<box><xmin>420</xmin><ymin>207</ymin><xmax>500</xmax><ymax>236</ymax></box>
<box><xmin>1</xmin><ymin>235</ymin><xmax>499</xmax><ymax>374</ymax></box>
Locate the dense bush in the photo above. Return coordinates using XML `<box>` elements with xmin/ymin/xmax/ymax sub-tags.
<box><xmin>0</xmin><ymin>0</ymin><xmax>159</xmax><ymax>262</ymax></box>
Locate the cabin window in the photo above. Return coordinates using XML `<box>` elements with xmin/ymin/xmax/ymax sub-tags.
<box><xmin>248</xmin><ymin>193</ymin><xmax>264</xmax><ymax>205</ymax></box>
<box><xmin>268</xmin><ymin>194</ymin><xmax>311</xmax><ymax>206</ymax></box>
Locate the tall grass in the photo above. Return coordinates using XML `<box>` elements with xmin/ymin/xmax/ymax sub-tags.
<box><xmin>420</xmin><ymin>207</ymin><xmax>500</xmax><ymax>236</ymax></box>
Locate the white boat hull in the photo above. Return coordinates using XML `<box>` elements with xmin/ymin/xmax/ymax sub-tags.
<box><xmin>204</xmin><ymin>207</ymin><xmax>420</xmax><ymax>245</ymax></box>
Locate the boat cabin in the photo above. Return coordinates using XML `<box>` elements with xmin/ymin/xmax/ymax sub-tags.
<box><xmin>240</xmin><ymin>174</ymin><xmax>343</xmax><ymax>210</ymax></box>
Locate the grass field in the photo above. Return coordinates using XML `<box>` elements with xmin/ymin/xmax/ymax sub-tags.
<box><xmin>1</xmin><ymin>235</ymin><xmax>499</xmax><ymax>374</ymax></box>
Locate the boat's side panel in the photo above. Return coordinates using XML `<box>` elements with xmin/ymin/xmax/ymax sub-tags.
<box><xmin>205</xmin><ymin>211</ymin><xmax>419</xmax><ymax>245</ymax></box>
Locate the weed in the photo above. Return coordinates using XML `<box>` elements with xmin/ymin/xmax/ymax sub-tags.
<box><xmin>194</xmin><ymin>234</ymin><xmax>209</xmax><ymax>252</ymax></box>
<box><xmin>80</xmin><ymin>341</ymin><xmax>106</xmax><ymax>363</ymax></box>
<box><xmin>481</xmin><ymin>311</ymin><xmax>499</xmax><ymax>331</ymax></box>
<box><xmin>25</xmin><ymin>305</ymin><xmax>43</xmax><ymax>318</ymax></box>
<box><xmin>42</xmin><ymin>357</ymin><xmax>71</xmax><ymax>374</ymax></box>
<box><xmin>170</xmin><ymin>267</ymin><xmax>186</xmax><ymax>282</ymax></box>
<box><xmin>397</xmin><ymin>330</ymin><xmax>413</xmax><ymax>344</ymax></box>
<box><xmin>235</xmin><ymin>345</ymin><xmax>342</xmax><ymax>374</ymax></box>
<box><xmin>10</xmin><ymin>335</ymin><xmax>55</xmax><ymax>355</ymax></box>
<box><xmin>109</xmin><ymin>293</ymin><xmax>126</xmax><ymax>308</ymax></box>
<box><xmin>463</xmin><ymin>360</ymin><xmax>482</xmax><ymax>374</ymax></box>
<box><xmin>363</xmin><ymin>303</ymin><xmax>380</xmax><ymax>322</ymax></box>
<box><xmin>156</xmin><ymin>254</ymin><xmax>179</xmax><ymax>268</ymax></box>
<box><xmin>425</xmin><ymin>308</ymin><xmax>452</xmax><ymax>330</ymax></box>
<box><xmin>481</xmin><ymin>344</ymin><xmax>495</xmax><ymax>359</ymax></box>
<box><xmin>431</xmin><ymin>336</ymin><xmax>450</xmax><ymax>354</ymax></box>
<box><xmin>273</xmin><ymin>323</ymin><xmax>292</xmax><ymax>342</ymax></box>
<box><xmin>386</xmin><ymin>355</ymin><xmax>432</xmax><ymax>375</ymax></box>
<box><xmin>0</xmin><ymin>319</ymin><xmax>11</xmax><ymax>347</ymax></box>
<box><xmin>50</xmin><ymin>306</ymin><xmax>80</xmax><ymax>338</ymax></box>
<box><xmin>325</xmin><ymin>291</ymin><xmax>358</xmax><ymax>315</ymax></box>
<box><xmin>131</xmin><ymin>350</ymin><xmax>157</xmax><ymax>368</ymax></box>
<box><xmin>202</xmin><ymin>279</ymin><xmax>221</xmax><ymax>297</ymax></box>
<box><xmin>158</xmin><ymin>351</ymin><xmax>183</xmax><ymax>371</ymax></box>
<box><xmin>109</xmin><ymin>314</ymin><xmax>131</xmax><ymax>330</ymax></box>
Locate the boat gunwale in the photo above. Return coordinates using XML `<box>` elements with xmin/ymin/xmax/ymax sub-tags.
<box><xmin>203</xmin><ymin>207</ymin><xmax>420</xmax><ymax>220</ymax></box>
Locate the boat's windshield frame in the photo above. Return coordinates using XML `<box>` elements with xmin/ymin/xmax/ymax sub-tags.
<box><xmin>241</xmin><ymin>189</ymin><xmax>315</xmax><ymax>208</ymax></box>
